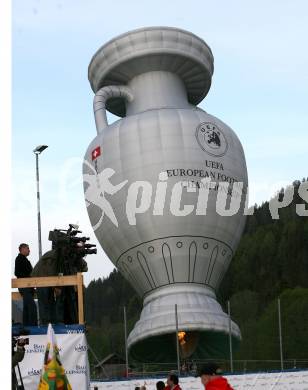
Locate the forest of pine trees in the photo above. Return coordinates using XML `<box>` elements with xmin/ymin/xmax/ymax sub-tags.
<box><xmin>85</xmin><ymin>179</ymin><xmax>308</xmax><ymax>370</ymax></box>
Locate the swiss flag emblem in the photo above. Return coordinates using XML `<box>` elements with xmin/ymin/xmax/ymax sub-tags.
<box><xmin>91</xmin><ymin>146</ymin><xmax>101</xmax><ymax>161</ymax></box>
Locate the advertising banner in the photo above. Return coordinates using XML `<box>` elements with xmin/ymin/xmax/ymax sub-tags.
<box><xmin>13</xmin><ymin>324</ymin><xmax>90</xmax><ymax>390</ymax></box>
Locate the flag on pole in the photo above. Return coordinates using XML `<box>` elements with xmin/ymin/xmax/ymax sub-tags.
<box><xmin>38</xmin><ymin>324</ymin><xmax>72</xmax><ymax>390</ymax></box>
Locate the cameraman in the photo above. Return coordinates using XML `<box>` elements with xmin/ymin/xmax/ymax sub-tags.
<box><xmin>54</xmin><ymin>243</ymin><xmax>88</xmax><ymax>324</ymax></box>
<box><xmin>14</xmin><ymin>243</ymin><xmax>38</xmax><ymax>326</ymax></box>
<box><xmin>32</xmin><ymin>225</ymin><xmax>92</xmax><ymax>324</ymax></box>
<box><xmin>12</xmin><ymin>337</ymin><xmax>27</xmax><ymax>390</ymax></box>
<box><xmin>31</xmin><ymin>249</ymin><xmax>58</xmax><ymax>325</ymax></box>
<box><xmin>32</xmin><ymin>247</ymin><xmax>88</xmax><ymax>324</ymax></box>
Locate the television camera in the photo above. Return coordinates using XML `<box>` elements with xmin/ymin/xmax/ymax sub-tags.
<box><xmin>12</xmin><ymin>337</ymin><xmax>29</xmax><ymax>348</ymax></box>
<box><xmin>48</xmin><ymin>224</ymin><xmax>97</xmax><ymax>275</ymax></box>
<box><xmin>12</xmin><ymin>327</ymin><xmax>30</xmax><ymax>348</ymax></box>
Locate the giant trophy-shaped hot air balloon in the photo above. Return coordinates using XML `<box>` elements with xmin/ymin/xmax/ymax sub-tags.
<box><xmin>83</xmin><ymin>27</ymin><xmax>248</xmax><ymax>362</ymax></box>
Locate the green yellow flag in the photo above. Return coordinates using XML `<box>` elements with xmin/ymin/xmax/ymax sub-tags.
<box><xmin>38</xmin><ymin>324</ymin><xmax>72</xmax><ymax>390</ymax></box>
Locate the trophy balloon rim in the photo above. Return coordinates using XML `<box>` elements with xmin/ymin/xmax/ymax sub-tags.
<box><xmin>88</xmin><ymin>26</ymin><xmax>214</xmax><ymax>117</ymax></box>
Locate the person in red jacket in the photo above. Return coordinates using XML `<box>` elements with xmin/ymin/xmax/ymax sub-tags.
<box><xmin>165</xmin><ymin>373</ymin><xmax>182</xmax><ymax>390</ymax></box>
<box><xmin>197</xmin><ymin>363</ymin><xmax>234</xmax><ymax>390</ymax></box>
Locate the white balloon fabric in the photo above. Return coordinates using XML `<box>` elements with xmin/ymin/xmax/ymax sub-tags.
<box><xmin>84</xmin><ymin>27</ymin><xmax>248</xmax><ymax>362</ymax></box>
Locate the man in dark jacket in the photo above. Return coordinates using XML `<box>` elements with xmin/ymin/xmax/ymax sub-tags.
<box><xmin>197</xmin><ymin>363</ymin><xmax>234</xmax><ymax>390</ymax></box>
<box><xmin>14</xmin><ymin>243</ymin><xmax>37</xmax><ymax>326</ymax></box>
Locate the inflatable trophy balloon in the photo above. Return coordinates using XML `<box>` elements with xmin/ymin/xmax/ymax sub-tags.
<box><xmin>83</xmin><ymin>27</ymin><xmax>248</xmax><ymax>362</ymax></box>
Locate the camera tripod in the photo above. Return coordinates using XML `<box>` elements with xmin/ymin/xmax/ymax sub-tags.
<box><xmin>13</xmin><ymin>362</ymin><xmax>25</xmax><ymax>390</ymax></box>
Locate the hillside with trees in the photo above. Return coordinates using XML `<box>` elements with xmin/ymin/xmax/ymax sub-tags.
<box><xmin>85</xmin><ymin>179</ymin><xmax>308</xmax><ymax>371</ymax></box>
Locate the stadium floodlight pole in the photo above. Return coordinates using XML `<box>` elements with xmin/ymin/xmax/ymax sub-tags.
<box><xmin>175</xmin><ymin>304</ymin><xmax>180</xmax><ymax>376</ymax></box>
<box><xmin>278</xmin><ymin>298</ymin><xmax>284</xmax><ymax>371</ymax></box>
<box><xmin>228</xmin><ymin>300</ymin><xmax>234</xmax><ymax>373</ymax></box>
<box><xmin>33</xmin><ymin>145</ymin><xmax>48</xmax><ymax>259</ymax></box>
<box><xmin>123</xmin><ymin>306</ymin><xmax>129</xmax><ymax>378</ymax></box>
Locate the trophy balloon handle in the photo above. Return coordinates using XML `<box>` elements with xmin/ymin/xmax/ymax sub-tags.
<box><xmin>93</xmin><ymin>85</ymin><xmax>134</xmax><ymax>134</ymax></box>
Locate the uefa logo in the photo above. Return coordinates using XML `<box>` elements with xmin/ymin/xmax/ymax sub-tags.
<box><xmin>195</xmin><ymin>122</ymin><xmax>228</xmax><ymax>157</ymax></box>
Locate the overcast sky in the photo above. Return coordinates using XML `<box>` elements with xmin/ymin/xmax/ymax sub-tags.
<box><xmin>12</xmin><ymin>0</ymin><xmax>308</xmax><ymax>284</ymax></box>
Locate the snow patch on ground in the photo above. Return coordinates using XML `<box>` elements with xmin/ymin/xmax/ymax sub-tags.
<box><xmin>91</xmin><ymin>370</ymin><xmax>308</xmax><ymax>390</ymax></box>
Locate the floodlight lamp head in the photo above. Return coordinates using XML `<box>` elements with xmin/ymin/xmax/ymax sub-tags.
<box><xmin>33</xmin><ymin>145</ymin><xmax>48</xmax><ymax>154</ymax></box>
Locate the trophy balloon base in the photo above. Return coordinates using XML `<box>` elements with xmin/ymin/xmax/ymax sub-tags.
<box><xmin>127</xmin><ymin>284</ymin><xmax>241</xmax><ymax>362</ymax></box>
